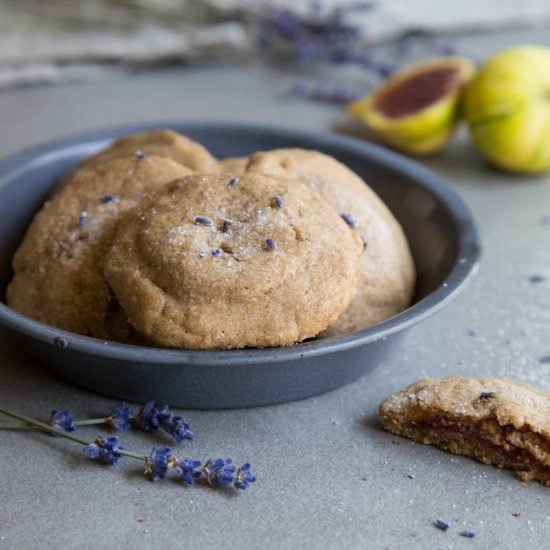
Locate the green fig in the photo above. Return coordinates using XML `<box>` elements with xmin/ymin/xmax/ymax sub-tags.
<box><xmin>464</xmin><ymin>45</ymin><xmax>550</xmax><ymax>173</ymax></box>
<box><xmin>348</xmin><ymin>57</ymin><xmax>476</xmax><ymax>155</ymax></box>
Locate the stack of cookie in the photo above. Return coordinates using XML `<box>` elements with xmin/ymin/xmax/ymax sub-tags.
<box><xmin>7</xmin><ymin>130</ymin><xmax>415</xmax><ymax>349</ymax></box>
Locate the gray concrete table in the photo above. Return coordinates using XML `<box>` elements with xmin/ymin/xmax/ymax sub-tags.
<box><xmin>1</xmin><ymin>25</ymin><xmax>550</xmax><ymax>550</ymax></box>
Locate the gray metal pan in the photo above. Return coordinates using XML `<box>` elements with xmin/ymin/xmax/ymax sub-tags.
<box><xmin>0</xmin><ymin>123</ymin><xmax>480</xmax><ymax>408</ymax></box>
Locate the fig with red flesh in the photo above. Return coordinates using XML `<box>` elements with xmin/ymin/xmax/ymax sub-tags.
<box><xmin>349</xmin><ymin>57</ymin><xmax>476</xmax><ymax>155</ymax></box>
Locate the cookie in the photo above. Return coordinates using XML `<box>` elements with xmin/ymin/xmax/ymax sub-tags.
<box><xmin>103</xmin><ymin>173</ymin><xmax>363</xmax><ymax>349</ymax></box>
<box><xmin>244</xmin><ymin>148</ymin><xmax>416</xmax><ymax>336</ymax></box>
<box><xmin>218</xmin><ymin>156</ymin><xmax>248</xmax><ymax>174</ymax></box>
<box><xmin>379</xmin><ymin>377</ymin><xmax>550</xmax><ymax>486</ymax></box>
<box><xmin>79</xmin><ymin>129</ymin><xmax>217</xmax><ymax>172</ymax></box>
<box><xmin>7</xmin><ymin>155</ymin><xmax>191</xmax><ymax>341</ymax></box>
<box><xmin>52</xmin><ymin>129</ymin><xmax>216</xmax><ymax>196</ymax></box>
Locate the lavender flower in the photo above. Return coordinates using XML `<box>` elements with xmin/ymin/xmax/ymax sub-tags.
<box><xmin>376</xmin><ymin>62</ymin><xmax>398</xmax><ymax>78</ymax></box>
<box><xmin>340</xmin><ymin>212</ymin><xmax>356</xmax><ymax>228</ymax></box>
<box><xmin>135</xmin><ymin>150</ymin><xmax>145</xmax><ymax>159</ymax></box>
<box><xmin>203</xmin><ymin>458</ymin><xmax>237</xmax><ymax>488</ymax></box>
<box><xmin>194</xmin><ymin>216</ymin><xmax>213</xmax><ymax>226</ymax></box>
<box><xmin>49</xmin><ymin>410</ymin><xmax>75</xmax><ymax>432</ymax></box>
<box><xmin>100</xmin><ymin>195</ymin><xmax>114</xmax><ymax>203</ymax></box>
<box><xmin>228</xmin><ymin>177</ymin><xmax>239</xmax><ymax>186</ymax></box>
<box><xmin>211</xmin><ymin>248</ymin><xmax>222</xmax><ymax>258</ymax></box>
<box><xmin>433</xmin><ymin>519</ymin><xmax>450</xmax><ymax>531</ymax></box>
<box><xmin>136</xmin><ymin>401</ymin><xmax>193</xmax><ymax>444</ymax></box>
<box><xmin>160</xmin><ymin>414</ymin><xmax>194</xmax><ymax>444</ymax></box>
<box><xmin>440</xmin><ymin>45</ymin><xmax>458</xmax><ymax>56</ymax></box>
<box><xmin>175</xmin><ymin>459</ymin><xmax>202</xmax><ymax>485</ymax></box>
<box><xmin>528</xmin><ymin>274</ymin><xmax>546</xmax><ymax>284</ymax></box>
<box><xmin>479</xmin><ymin>391</ymin><xmax>497</xmax><ymax>400</ymax></box>
<box><xmin>84</xmin><ymin>436</ymin><xmax>122</xmax><ymax>465</ymax></box>
<box><xmin>258</xmin><ymin>3</ymin><xmax>462</xmax><ymax>110</ymax></box>
<box><xmin>234</xmin><ymin>463</ymin><xmax>256</xmax><ymax>490</ymax></box>
<box><xmin>291</xmin><ymin>79</ymin><xmax>362</xmax><ymax>104</ymax></box>
<box><xmin>273</xmin><ymin>195</ymin><xmax>284</xmax><ymax>209</ymax></box>
<box><xmin>258</xmin><ymin>3</ymin><xmax>379</xmax><ymax>70</ymax></box>
<box><xmin>1</xmin><ymin>404</ymin><xmax>256</xmax><ymax>492</ymax></box>
<box><xmin>107</xmin><ymin>402</ymin><xmax>132</xmax><ymax>431</ymax></box>
<box><xmin>144</xmin><ymin>447</ymin><xmax>177</xmax><ymax>481</ymax></box>
<box><xmin>78</xmin><ymin>212</ymin><xmax>87</xmax><ymax>227</ymax></box>
<box><xmin>136</xmin><ymin>401</ymin><xmax>169</xmax><ymax>431</ymax></box>
<box><xmin>265</xmin><ymin>238</ymin><xmax>277</xmax><ymax>250</ymax></box>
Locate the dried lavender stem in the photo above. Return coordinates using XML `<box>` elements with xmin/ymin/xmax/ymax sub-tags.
<box><xmin>0</xmin><ymin>417</ymin><xmax>107</xmax><ymax>430</ymax></box>
<box><xmin>0</xmin><ymin>406</ymin><xmax>145</xmax><ymax>461</ymax></box>
<box><xmin>0</xmin><ymin>422</ymin><xmax>34</xmax><ymax>430</ymax></box>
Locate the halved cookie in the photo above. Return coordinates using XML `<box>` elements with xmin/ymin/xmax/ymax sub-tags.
<box><xmin>380</xmin><ymin>377</ymin><xmax>550</xmax><ymax>486</ymax></box>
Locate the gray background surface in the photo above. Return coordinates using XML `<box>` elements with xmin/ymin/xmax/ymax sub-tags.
<box><xmin>1</xmin><ymin>25</ymin><xmax>550</xmax><ymax>550</ymax></box>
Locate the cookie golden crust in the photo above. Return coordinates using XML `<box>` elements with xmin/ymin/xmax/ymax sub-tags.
<box><xmin>379</xmin><ymin>377</ymin><xmax>550</xmax><ymax>486</ymax></box>
<box><xmin>244</xmin><ymin>148</ymin><xmax>416</xmax><ymax>336</ymax></box>
<box><xmin>7</xmin><ymin>155</ymin><xmax>191</xmax><ymax>341</ymax></box>
<box><xmin>72</xmin><ymin>129</ymin><xmax>217</xmax><ymax>175</ymax></box>
<box><xmin>103</xmin><ymin>173</ymin><xmax>363</xmax><ymax>349</ymax></box>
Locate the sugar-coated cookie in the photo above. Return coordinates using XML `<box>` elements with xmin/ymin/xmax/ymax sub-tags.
<box><xmin>244</xmin><ymin>148</ymin><xmax>416</xmax><ymax>335</ymax></box>
<box><xmin>78</xmin><ymin>129</ymin><xmax>218</xmax><ymax>172</ymax></box>
<box><xmin>103</xmin><ymin>173</ymin><xmax>363</xmax><ymax>349</ymax></box>
<box><xmin>7</xmin><ymin>155</ymin><xmax>190</xmax><ymax>341</ymax></box>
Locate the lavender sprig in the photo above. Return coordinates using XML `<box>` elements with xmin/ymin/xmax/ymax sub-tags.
<box><xmin>1</xmin><ymin>401</ymin><xmax>190</xmax><ymax>443</ymax></box>
<box><xmin>0</xmin><ymin>405</ymin><xmax>143</xmax><ymax>461</ymax></box>
<box><xmin>0</xmin><ymin>405</ymin><xmax>255</xmax><ymax>491</ymax></box>
<box><xmin>0</xmin><ymin>402</ymin><xmax>133</xmax><ymax>432</ymax></box>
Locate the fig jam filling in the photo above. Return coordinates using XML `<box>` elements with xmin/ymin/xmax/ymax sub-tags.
<box><xmin>376</xmin><ymin>67</ymin><xmax>460</xmax><ymax>119</ymax></box>
<box><xmin>414</xmin><ymin>417</ymin><xmax>548</xmax><ymax>467</ymax></box>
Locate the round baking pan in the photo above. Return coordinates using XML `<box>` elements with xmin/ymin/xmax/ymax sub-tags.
<box><xmin>0</xmin><ymin>123</ymin><xmax>480</xmax><ymax>408</ymax></box>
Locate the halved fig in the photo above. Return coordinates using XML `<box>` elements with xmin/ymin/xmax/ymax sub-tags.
<box><xmin>348</xmin><ymin>57</ymin><xmax>476</xmax><ymax>155</ymax></box>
